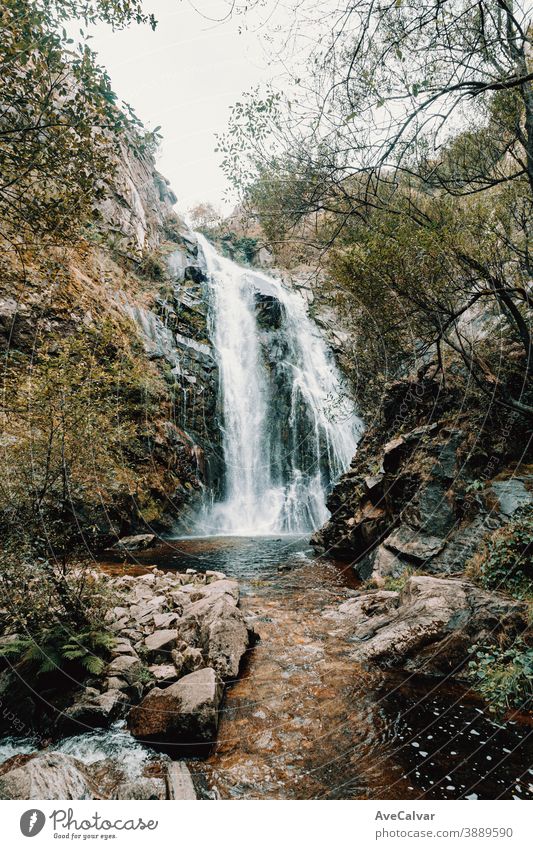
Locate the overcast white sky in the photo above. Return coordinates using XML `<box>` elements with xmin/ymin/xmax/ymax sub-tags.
<box><xmin>85</xmin><ymin>1</ymin><xmax>286</xmax><ymax>214</ymax></box>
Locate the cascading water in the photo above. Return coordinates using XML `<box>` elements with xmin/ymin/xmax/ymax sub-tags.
<box><xmin>196</xmin><ymin>234</ymin><xmax>362</xmax><ymax>535</ymax></box>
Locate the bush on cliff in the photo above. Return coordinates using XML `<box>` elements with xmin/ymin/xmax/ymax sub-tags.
<box><xmin>468</xmin><ymin>641</ymin><xmax>533</xmax><ymax>717</ymax></box>
<box><xmin>469</xmin><ymin>506</ymin><xmax>533</xmax><ymax>600</ymax></box>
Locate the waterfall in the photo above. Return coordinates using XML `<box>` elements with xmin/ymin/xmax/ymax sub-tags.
<box><xmin>195</xmin><ymin>234</ymin><xmax>362</xmax><ymax>535</ymax></box>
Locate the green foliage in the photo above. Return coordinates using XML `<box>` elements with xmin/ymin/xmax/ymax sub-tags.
<box><xmin>219</xmin><ymin>233</ymin><xmax>258</xmax><ymax>266</ymax></box>
<box><xmin>0</xmin><ymin>0</ymin><xmax>156</xmax><ymax>246</ymax></box>
<box><xmin>136</xmin><ymin>248</ymin><xmax>168</xmax><ymax>281</ymax></box>
<box><xmin>219</xmin><ymin>3</ymin><xmax>533</xmax><ymax>421</ymax></box>
<box><xmin>0</xmin><ymin>625</ymin><xmax>115</xmax><ymax>677</ymax></box>
<box><xmin>468</xmin><ymin>641</ymin><xmax>533</xmax><ymax>716</ymax></box>
<box><xmin>383</xmin><ymin>567</ymin><xmax>418</xmax><ymax>593</ymax></box>
<box><xmin>0</xmin><ymin>318</ymin><xmax>163</xmax><ymax>558</ymax></box>
<box><xmin>477</xmin><ymin>506</ymin><xmax>533</xmax><ymax>599</ymax></box>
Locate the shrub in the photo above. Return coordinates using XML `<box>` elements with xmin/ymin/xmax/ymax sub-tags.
<box><xmin>468</xmin><ymin>641</ymin><xmax>533</xmax><ymax>716</ymax></box>
<box><xmin>0</xmin><ymin>553</ymin><xmax>120</xmax><ymax>681</ymax></box>
<box><xmin>476</xmin><ymin>505</ymin><xmax>533</xmax><ymax>599</ymax></box>
<box><xmin>383</xmin><ymin>566</ymin><xmax>419</xmax><ymax>592</ymax></box>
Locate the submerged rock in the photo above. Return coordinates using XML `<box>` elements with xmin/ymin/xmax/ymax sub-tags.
<box><xmin>110</xmin><ymin>533</ymin><xmax>156</xmax><ymax>551</ymax></box>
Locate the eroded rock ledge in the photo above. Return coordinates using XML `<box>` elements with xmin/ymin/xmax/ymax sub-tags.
<box><xmin>326</xmin><ymin>575</ymin><xmax>527</xmax><ymax>678</ymax></box>
<box><xmin>312</xmin><ymin>376</ymin><xmax>532</xmax><ymax>584</ymax></box>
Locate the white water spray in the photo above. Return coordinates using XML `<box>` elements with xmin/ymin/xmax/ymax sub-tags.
<box><xmin>196</xmin><ymin>235</ymin><xmax>362</xmax><ymax>535</ymax></box>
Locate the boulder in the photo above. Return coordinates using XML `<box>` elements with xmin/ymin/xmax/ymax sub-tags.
<box><xmin>110</xmin><ymin>638</ymin><xmax>138</xmax><ymax>658</ymax></box>
<box><xmin>334</xmin><ymin>576</ymin><xmax>527</xmax><ymax>677</ymax></box>
<box><xmin>59</xmin><ymin>689</ymin><xmax>128</xmax><ymax>732</ymax></box>
<box><xmin>181</xmin><ymin>646</ymin><xmax>204</xmax><ymax>674</ymax></box>
<box><xmin>202</xmin><ymin>578</ymin><xmax>239</xmax><ymax>603</ymax></box>
<box><xmin>0</xmin><ymin>752</ymin><xmax>97</xmax><ymax>800</ymax></box>
<box><xmin>153</xmin><ymin>611</ymin><xmax>180</xmax><ymax>629</ymax></box>
<box><xmin>204</xmin><ymin>614</ymin><xmax>249</xmax><ymax>680</ymax></box>
<box><xmin>114</xmin><ymin>777</ymin><xmax>166</xmax><ymax>800</ymax></box>
<box><xmin>180</xmin><ymin>594</ymin><xmax>250</xmax><ymax>679</ymax></box>
<box><xmin>144</xmin><ymin>629</ymin><xmax>179</xmax><ymax>661</ymax></box>
<box><xmin>356</xmin><ymin>544</ymin><xmax>404</xmax><ymax>582</ymax></box>
<box><xmin>111</xmin><ymin>534</ymin><xmax>156</xmax><ymax>551</ymax></box>
<box><xmin>383</xmin><ymin>525</ymin><xmax>446</xmax><ymax>563</ymax></box>
<box><xmin>106</xmin><ymin>654</ymin><xmax>142</xmax><ymax>684</ymax></box>
<box><xmin>490</xmin><ymin>477</ymin><xmax>532</xmax><ymax>517</ymax></box>
<box><xmin>148</xmin><ymin>664</ymin><xmax>179</xmax><ymax>685</ymax></box>
<box><xmin>127</xmin><ymin>667</ymin><xmax>222</xmax><ymax>752</ymax></box>
<box><xmin>130</xmin><ymin>595</ymin><xmax>168</xmax><ymax>622</ymax></box>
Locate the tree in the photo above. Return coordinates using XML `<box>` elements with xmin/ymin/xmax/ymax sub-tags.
<box><xmin>0</xmin><ymin>1</ymin><xmax>157</xmax><ymax>247</ymax></box>
<box><xmin>218</xmin><ymin>1</ymin><xmax>532</xmax><ymax>418</ymax></box>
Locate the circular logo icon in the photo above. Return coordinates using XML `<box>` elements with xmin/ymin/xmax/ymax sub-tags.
<box><xmin>20</xmin><ymin>809</ymin><xmax>46</xmax><ymax>837</ymax></box>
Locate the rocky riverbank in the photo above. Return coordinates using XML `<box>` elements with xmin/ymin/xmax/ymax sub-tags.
<box><xmin>0</xmin><ymin>561</ymin><xmax>254</xmax><ymax>799</ymax></box>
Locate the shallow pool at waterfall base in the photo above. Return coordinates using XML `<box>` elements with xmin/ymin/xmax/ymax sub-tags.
<box><xmin>100</xmin><ymin>534</ymin><xmax>324</xmax><ymax>593</ymax></box>
<box><xmin>2</xmin><ymin>538</ymin><xmax>531</xmax><ymax>800</ymax></box>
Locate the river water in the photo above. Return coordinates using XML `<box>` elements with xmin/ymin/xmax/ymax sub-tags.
<box><xmin>102</xmin><ymin>537</ymin><xmax>533</xmax><ymax>800</ymax></box>
<box><xmin>1</xmin><ymin>536</ymin><xmax>531</xmax><ymax>799</ymax></box>
<box><xmin>1</xmin><ymin>242</ymin><xmax>530</xmax><ymax>799</ymax></box>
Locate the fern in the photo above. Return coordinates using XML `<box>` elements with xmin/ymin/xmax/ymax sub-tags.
<box><xmin>82</xmin><ymin>655</ymin><xmax>105</xmax><ymax>675</ymax></box>
<box><xmin>0</xmin><ymin>625</ymin><xmax>115</xmax><ymax>678</ymax></box>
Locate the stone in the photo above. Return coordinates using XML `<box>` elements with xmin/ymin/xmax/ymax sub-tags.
<box><xmin>106</xmin><ymin>654</ymin><xmax>142</xmax><ymax>684</ymax></box>
<box><xmin>410</xmin><ymin>480</ymin><xmax>456</xmax><ymax>536</ymax></box>
<box><xmin>169</xmin><ymin>589</ymin><xmax>193</xmax><ymax>608</ymax></box>
<box><xmin>153</xmin><ymin>611</ymin><xmax>180</xmax><ymax>629</ymax></box>
<box><xmin>364</xmin><ymin>474</ymin><xmax>385</xmax><ymax>504</ymax></box>
<box><xmin>382</xmin><ymin>436</ymin><xmax>406</xmax><ymax>472</ymax></box>
<box><xmin>166</xmin><ymin>762</ymin><xmax>197</xmax><ymax>799</ymax></box>
<box><xmin>114</xmin><ymin>777</ymin><xmax>166</xmax><ymax>800</ymax></box>
<box><xmin>336</xmin><ymin>575</ymin><xmax>527</xmax><ymax>677</ymax></box>
<box><xmin>148</xmin><ymin>664</ymin><xmax>179</xmax><ymax>685</ymax></box>
<box><xmin>110</xmin><ymin>638</ymin><xmax>138</xmax><ymax>658</ymax></box>
<box><xmin>383</xmin><ymin>525</ymin><xmax>446</xmax><ymax>563</ymax></box>
<box><xmin>205</xmin><ymin>570</ymin><xmax>226</xmax><ymax>581</ymax></box>
<box><xmin>104</xmin><ymin>676</ymin><xmax>129</xmax><ymax>692</ymax></box>
<box><xmin>59</xmin><ymin>689</ymin><xmax>129</xmax><ymax>732</ymax></box>
<box><xmin>201</xmin><ymin>578</ymin><xmax>239</xmax><ymax>602</ymax></box>
<box><xmin>336</xmin><ymin>590</ymin><xmax>400</xmax><ymax>622</ymax></box>
<box><xmin>130</xmin><ymin>595</ymin><xmax>168</xmax><ymax>621</ymax></box>
<box><xmin>106</xmin><ymin>606</ymin><xmax>129</xmax><ymax>624</ymax></box>
<box><xmin>111</xmin><ymin>533</ymin><xmax>156</xmax><ymax>551</ymax></box>
<box><xmin>0</xmin><ymin>753</ymin><xmax>97</xmax><ymax>800</ymax></box>
<box><xmin>144</xmin><ymin>629</ymin><xmax>179</xmax><ymax>661</ymax></box>
<box><xmin>127</xmin><ymin>667</ymin><xmax>223</xmax><ymax>751</ymax></box>
<box><xmin>181</xmin><ymin>646</ymin><xmax>204</xmax><ymax>674</ymax></box>
<box><xmin>204</xmin><ymin>614</ymin><xmax>249</xmax><ymax>680</ymax></box>
<box><xmin>356</xmin><ymin>544</ymin><xmax>406</xmax><ymax>583</ymax></box>
<box><xmin>171</xmin><ymin>649</ymin><xmax>185</xmax><ymax>675</ymax></box>
<box><xmin>491</xmin><ymin>478</ymin><xmax>532</xmax><ymax>517</ymax></box>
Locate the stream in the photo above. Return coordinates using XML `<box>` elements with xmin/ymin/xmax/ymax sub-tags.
<box><xmin>1</xmin><ymin>242</ymin><xmax>531</xmax><ymax>799</ymax></box>
<box><xmin>1</xmin><ymin>538</ymin><xmax>531</xmax><ymax>800</ymax></box>
<box><xmin>150</xmin><ymin>536</ymin><xmax>533</xmax><ymax>800</ymax></box>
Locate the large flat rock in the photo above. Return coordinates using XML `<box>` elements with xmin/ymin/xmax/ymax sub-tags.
<box><xmin>127</xmin><ymin>667</ymin><xmax>223</xmax><ymax>752</ymax></box>
<box><xmin>331</xmin><ymin>576</ymin><xmax>527</xmax><ymax>678</ymax></box>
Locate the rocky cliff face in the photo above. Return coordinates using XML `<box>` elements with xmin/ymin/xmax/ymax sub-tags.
<box><xmin>313</xmin><ymin>376</ymin><xmax>532</xmax><ymax>580</ymax></box>
<box><xmin>0</xmin><ymin>137</ymin><xmax>220</xmax><ymax>543</ymax></box>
